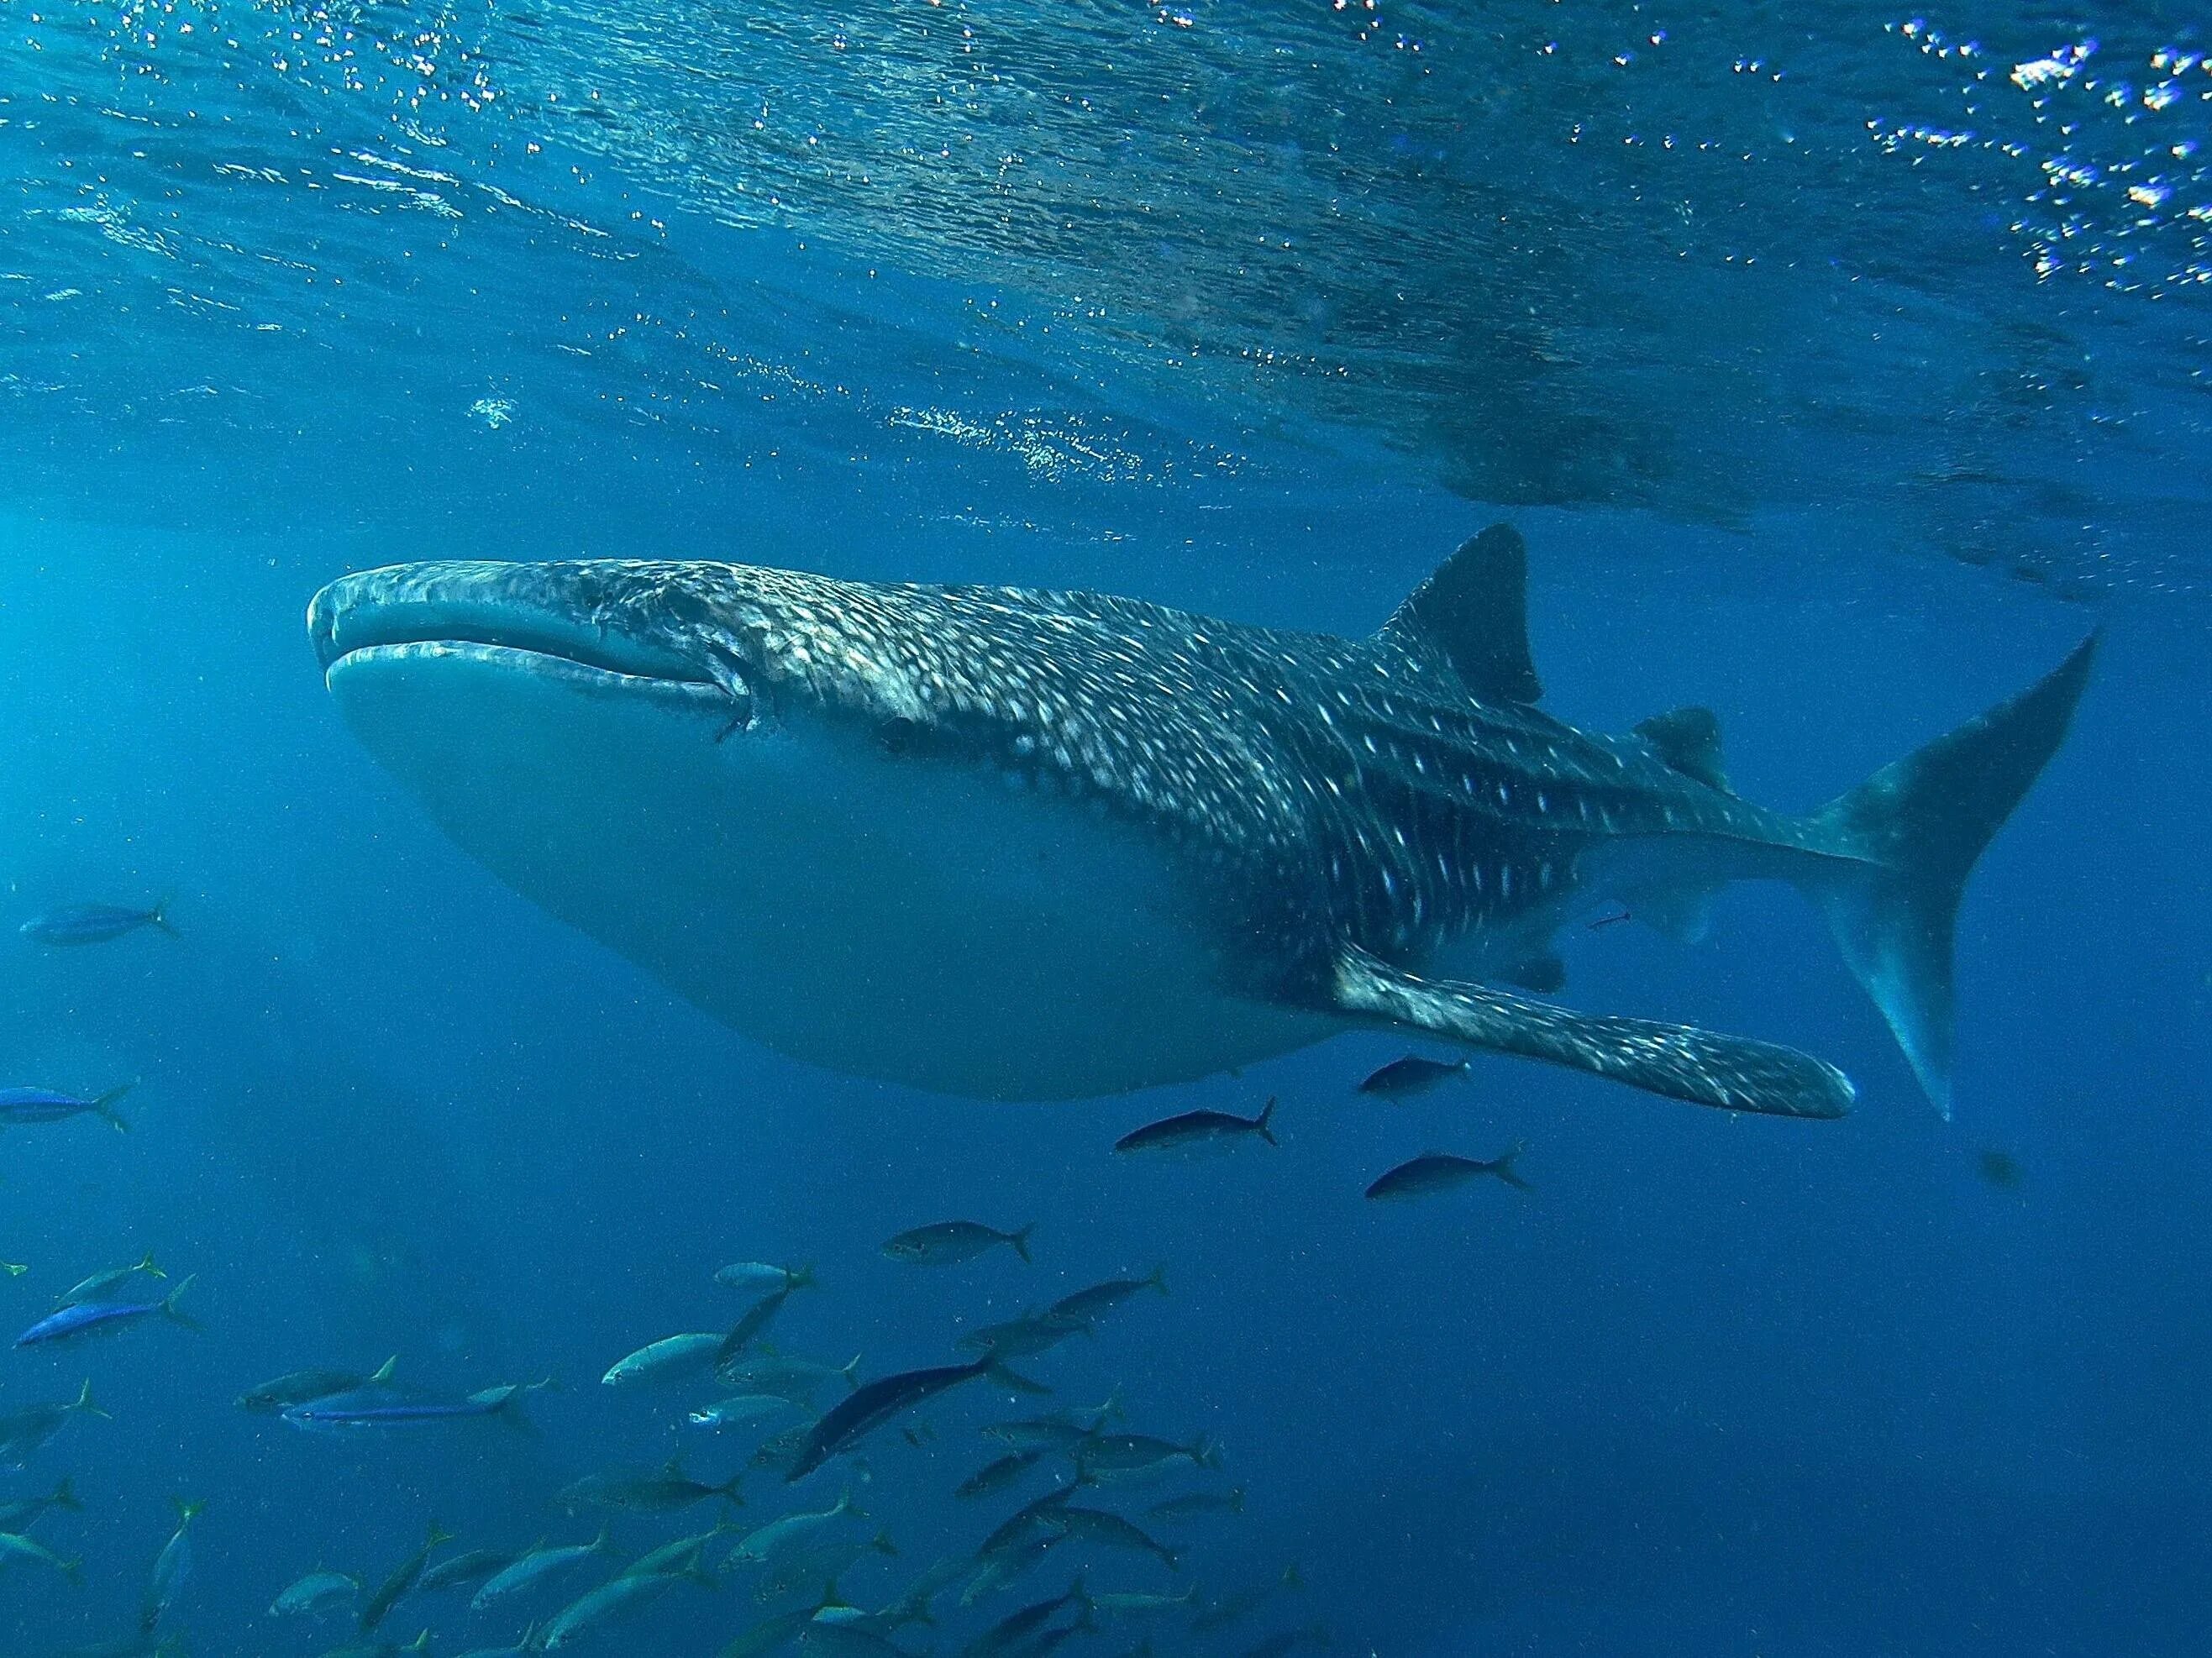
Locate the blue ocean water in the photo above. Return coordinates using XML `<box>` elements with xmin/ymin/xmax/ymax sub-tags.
<box><xmin>1</xmin><ymin>4</ymin><xmax>2208</xmax><ymax>1655</ymax></box>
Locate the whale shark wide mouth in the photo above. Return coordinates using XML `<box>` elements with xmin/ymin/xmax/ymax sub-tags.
<box><xmin>308</xmin><ymin>572</ymin><xmax>722</xmax><ymax>698</ymax></box>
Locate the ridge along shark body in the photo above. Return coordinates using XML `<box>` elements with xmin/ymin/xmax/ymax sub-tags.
<box><xmin>308</xmin><ymin>527</ymin><xmax>2093</xmax><ymax>1120</ymax></box>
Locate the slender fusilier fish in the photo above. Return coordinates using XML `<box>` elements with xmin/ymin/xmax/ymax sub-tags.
<box><xmin>1364</xmin><ymin>1143</ymin><xmax>1532</xmax><ymax>1201</ymax></box>
<box><xmin>601</xmin><ymin>1330</ymin><xmax>723</xmax><ymax>1388</ymax></box>
<box><xmin>0</xmin><ymin>1527</ymin><xmax>82</xmax><ymax>1582</ymax></box>
<box><xmin>1076</xmin><ymin>1431</ymin><xmax>1219</xmax><ymax>1482</ymax></box>
<box><xmin>1114</xmin><ymin>1099</ymin><xmax>1277</xmax><ymax>1155</ymax></box>
<box><xmin>311</xmin><ymin>529</ymin><xmax>2090</xmax><ymax>1118</ymax></box>
<box><xmin>19</xmin><ymin>901</ymin><xmax>176</xmax><ymax>946</ymax></box>
<box><xmin>721</xmin><ymin>1351</ymin><xmax>862</xmax><ymax>1402</ymax></box>
<box><xmin>1355</xmin><ymin>1055</ymin><xmax>1470</xmax><ymax>1097</ymax></box>
<box><xmin>789</xmin><ymin>1356</ymin><xmax>1039</xmax><ymax>1482</ymax></box>
<box><xmin>727</xmin><ymin>1487</ymin><xmax>863</xmax><ymax>1566</ymax></box>
<box><xmin>0</xmin><ymin>1083</ymin><xmax>134</xmax><ymax>1132</ymax></box>
<box><xmin>470</xmin><ymin>1531</ymin><xmax>611</xmax><ymax>1612</ymax></box>
<box><xmin>239</xmin><ymin>1356</ymin><xmax>397</xmax><ymax>1415</ymax></box>
<box><xmin>0</xmin><ymin>1477</ymin><xmax>80</xmax><ymax>1531</ymax></box>
<box><xmin>281</xmin><ymin>1377</ymin><xmax>545</xmax><ymax>1432</ymax></box>
<box><xmin>268</xmin><ymin>1570</ymin><xmax>360</xmax><ymax>1619</ymax></box>
<box><xmin>881</xmin><ymin>1220</ymin><xmax>1035</xmax><ymax>1267</ymax></box>
<box><xmin>0</xmin><ymin>1380</ymin><xmax>108</xmax><ymax>1465</ymax></box>
<box><xmin>16</xmin><ymin>1275</ymin><xmax>197</xmax><ymax>1348</ymax></box>
<box><xmin>956</xmin><ymin>1449</ymin><xmax>1046</xmax><ymax>1501</ymax></box>
<box><xmin>60</xmin><ymin>1252</ymin><xmax>163</xmax><ymax>1306</ymax></box>
<box><xmin>1047</xmin><ymin>1269</ymin><xmax>1168</xmax><ymax>1327</ymax></box>
<box><xmin>140</xmin><ymin>1497</ymin><xmax>204</xmax><ymax>1630</ymax></box>
<box><xmin>689</xmin><ymin>1393</ymin><xmax>794</xmax><ymax>1430</ymax></box>
<box><xmin>416</xmin><ymin>1547</ymin><xmax>517</xmax><ymax>1595</ymax></box>
<box><xmin>359</xmin><ymin>1522</ymin><xmax>451</xmax><ymax>1633</ymax></box>
<box><xmin>715</xmin><ymin>1287</ymin><xmax>795</xmax><ymax>1376</ymax></box>
<box><xmin>557</xmin><ymin>1458</ymin><xmax>742</xmax><ymax>1514</ymax></box>
<box><xmin>539</xmin><ymin>1563</ymin><xmax>706</xmax><ymax>1648</ymax></box>
<box><xmin>1147</xmin><ymin>1487</ymin><xmax>1244</xmax><ymax>1520</ymax></box>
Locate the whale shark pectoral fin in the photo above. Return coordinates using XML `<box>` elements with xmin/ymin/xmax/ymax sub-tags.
<box><xmin>1327</xmin><ymin>948</ymin><xmax>1853</xmax><ymax>1120</ymax></box>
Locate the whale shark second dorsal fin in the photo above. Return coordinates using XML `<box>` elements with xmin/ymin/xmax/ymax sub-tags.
<box><xmin>1634</xmin><ymin>705</ymin><xmax>1731</xmax><ymax>793</ymax></box>
<box><xmin>1378</xmin><ymin>522</ymin><xmax>1542</xmax><ymax>706</ymax></box>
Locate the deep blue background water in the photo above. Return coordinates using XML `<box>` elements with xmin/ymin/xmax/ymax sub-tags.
<box><xmin>2</xmin><ymin>3</ymin><xmax>2209</xmax><ymax>1655</ymax></box>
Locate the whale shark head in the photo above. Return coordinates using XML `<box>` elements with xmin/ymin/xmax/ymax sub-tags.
<box><xmin>308</xmin><ymin>559</ymin><xmax>1334</xmax><ymax>1099</ymax></box>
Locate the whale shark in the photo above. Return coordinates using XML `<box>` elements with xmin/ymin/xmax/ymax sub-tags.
<box><xmin>307</xmin><ymin>527</ymin><xmax>2092</xmax><ymax>1118</ymax></box>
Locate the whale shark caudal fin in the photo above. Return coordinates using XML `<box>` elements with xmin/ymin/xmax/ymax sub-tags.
<box><xmin>1327</xmin><ymin>947</ymin><xmax>1854</xmax><ymax>1119</ymax></box>
<box><xmin>1375</xmin><ymin>522</ymin><xmax>1543</xmax><ymax>705</ymax></box>
<box><xmin>1803</xmin><ymin>632</ymin><xmax>2098</xmax><ymax>1119</ymax></box>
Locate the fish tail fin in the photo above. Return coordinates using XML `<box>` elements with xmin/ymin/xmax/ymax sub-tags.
<box><xmin>1193</xmin><ymin>1435</ymin><xmax>1222</xmax><ymax>1471</ymax></box>
<box><xmin>73</xmin><ymin>1379</ymin><xmax>111</xmax><ymax>1419</ymax></box>
<box><xmin>1008</xmin><ymin>1224</ymin><xmax>1035</xmax><ymax>1264</ymax></box>
<box><xmin>138</xmin><ymin>1251</ymin><xmax>165</xmax><ymax>1278</ymax></box>
<box><xmin>173</xmin><ymin>1495</ymin><xmax>206</xmax><ymax>1524</ymax></box>
<box><xmin>369</xmin><ymin>1355</ymin><xmax>399</xmax><ymax>1385</ymax></box>
<box><xmin>1282</xmin><ymin>1563</ymin><xmax>1304</xmax><ymax>1590</ymax></box>
<box><xmin>870</xmin><ymin>1528</ymin><xmax>898</xmax><ymax>1556</ymax></box>
<box><xmin>789</xmin><ymin>1262</ymin><xmax>818</xmax><ymax>1292</ymax></box>
<box><xmin>161</xmin><ymin>1274</ymin><xmax>201</xmax><ymax>1331</ymax></box>
<box><xmin>1254</xmin><ymin>1096</ymin><xmax>1279</xmax><ymax>1145</ymax></box>
<box><xmin>838</xmin><ymin>1352</ymin><xmax>864</xmax><ymax>1391</ymax></box>
<box><xmin>1494</xmin><ymin>1140</ymin><xmax>1534</xmax><ymax>1191</ymax></box>
<box><xmin>61</xmin><ymin>1556</ymin><xmax>85</xmax><ymax>1587</ymax></box>
<box><xmin>51</xmin><ymin>1477</ymin><xmax>80</xmax><ymax>1511</ymax></box>
<box><xmin>1146</xmin><ymin>1263</ymin><xmax>1169</xmax><ymax>1297</ymax></box>
<box><xmin>1803</xmin><ymin>633</ymin><xmax>2096</xmax><ymax>1117</ymax></box>
<box><xmin>150</xmin><ymin>900</ymin><xmax>181</xmax><ymax>938</ymax></box>
<box><xmin>717</xmin><ymin>1475</ymin><xmax>746</xmax><ymax>1506</ymax></box>
<box><xmin>94</xmin><ymin>1081</ymin><xmax>136</xmax><ymax>1132</ymax></box>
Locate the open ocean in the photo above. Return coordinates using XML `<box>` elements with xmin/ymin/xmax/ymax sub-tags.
<box><xmin>1</xmin><ymin>4</ymin><xmax>2207</xmax><ymax>1655</ymax></box>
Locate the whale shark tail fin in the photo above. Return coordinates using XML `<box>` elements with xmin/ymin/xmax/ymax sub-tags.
<box><xmin>1804</xmin><ymin>633</ymin><xmax>2097</xmax><ymax>1118</ymax></box>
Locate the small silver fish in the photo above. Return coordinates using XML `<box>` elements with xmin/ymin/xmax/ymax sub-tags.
<box><xmin>0</xmin><ymin>1082</ymin><xmax>134</xmax><ymax>1132</ymax></box>
<box><xmin>1113</xmin><ymin>1098</ymin><xmax>1276</xmax><ymax>1155</ymax></box>
<box><xmin>880</xmin><ymin>1221</ymin><xmax>1035</xmax><ymax>1267</ymax></box>
<box><xmin>1355</xmin><ymin>1054</ymin><xmax>1470</xmax><ymax>1097</ymax></box>
<box><xmin>19</xmin><ymin>900</ymin><xmax>177</xmax><ymax>947</ymax></box>
<box><xmin>268</xmin><ymin>1569</ymin><xmax>360</xmax><ymax>1619</ymax></box>
<box><xmin>602</xmin><ymin>1331</ymin><xmax>722</xmax><ymax>1387</ymax></box>
<box><xmin>1364</xmin><ymin>1142</ymin><xmax>1532</xmax><ymax>1201</ymax></box>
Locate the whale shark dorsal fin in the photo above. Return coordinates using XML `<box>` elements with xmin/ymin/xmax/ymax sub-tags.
<box><xmin>1327</xmin><ymin>947</ymin><xmax>1853</xmax><ymax>1119</ymax></box>
<box><xmin>1379</xmin><ymin>522</ymin><xmax>1542</xmax><ymax>705</ymax></box>
<box><xmin>1634</xmin><ymin>705</ymin><xmax>1731</xmax><ymax>793</ymax></box>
